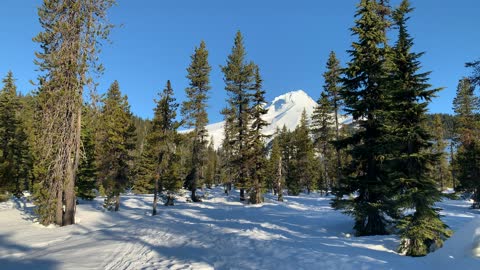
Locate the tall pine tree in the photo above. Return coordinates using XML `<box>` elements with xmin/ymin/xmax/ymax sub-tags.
<box><xmin>291</xmin><ymin>110</ymin><xmax>316</xmax><ymax>195</ymax></box>
<box><xmin>453</xmin><ymin>77</ymin><xmax>480</xmax><ymax>208</ymax></box>
<box><xmin>0</xmin><ymin>71</ymin><xmax>31</xmax><ymax>196</ymax></box>
<box><xmin>182</xmin><ymin>41</ymin><xmax>212</xmax><ymax>201</ymax></box>
<box><xmin>323</xmin><ymin>51</ymin><xmax>344</xmax><ymax>183</ymax></box>
<box><xmin>332</xmin><ymin>0</ymin><xmax>393</xmax><ymax>236</ymax></box>
<box><xmin>431</xmin><ymin>114</ymin><xmax>450</xmax><ymax>190</ymax></box>
<box><xmin>268</xmin><ymin>134</ymin><xmax>285</xmax><ymax>201</ymax></box>
<box><xmin>278</xmin><ymin>125</ymin><xmax>295</xmax><ymax>195</ymax></box>
<box><xmin>75</xmin><ymin>105</ymin><xmax>98</xmax><ymax>200</ymax></box>
<box><xmin>204</xmin><ymin>138</ymin><xmax>217</xmax><ymax>188</ymax></box>
<box><xmin>389</xmin><ymin>0</ymin><xmax>449</xmax><ymax>256</ymax></box>
<box><xmin>98</xmin><ymin>81</ymin><xmax>136</xmax><ymax>211</ymax></box>
<box><xmin>143</xmin><ymin>80</ymin><xmax>182</xmax><ymax>214</ymax></box>
<box><xmin>221</xmin><ymin>31</ymin><xmax>256</xmax><ymax>201</ymax></box>
<box><xmin>33</xmin><ymin>0</ymin><xmax>114</xmax><ymax>226</ymax></box>
<box><xmin>247</xmin><ymin>66</ymin><xmax>269</xmax><ymax>204</ymax></box>
<box><xmin>311</xmin><ymin>92</ymin><xmax>336</xmax><ymax>193</ymax></box>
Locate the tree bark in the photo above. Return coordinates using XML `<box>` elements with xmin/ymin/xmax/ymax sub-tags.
<box><xmin>63</xmin><ymin>109</ymin><xmax>81</xmax><ymax>225</ymax></box>
<box><xmin>55</xmin><ymin>187</ymin><xmax>63</xmax><ymax>226</ymax></box>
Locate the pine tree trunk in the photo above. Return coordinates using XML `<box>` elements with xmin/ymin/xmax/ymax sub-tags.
<box><xmin>114</xmin><ymin>194</ymin><xmax>120</xmax><ymax>212</ymax></box>
<box><xmin>249</xmin><ymin>179</ymin><xmax>262</xmax><ymax>204</ymax></box>
<box><xmin>473</xmin><ymin>187</ymin><xmax>480</xmax><ymax>209</ymax></box>
<box><xmin>334</xmin><ymin>100</ymin><xmax>342</xmax><ymax>185</ymax></box>
<box><xmin>323</xmin><ymin>143</ymin><xmax>329</xmax><ymax>193</ymax></box>
<box><xmin>224</xmin><ymin>182</ymin><xmax>231</xmax><ymax>195</ymax></box>
<box><xmin>190</xmin><ymin>139</ymin><xmax>201</xmax><ymax>202</ymax></box>
<box><xmin>450</xmin><ymin>141</ymin><xmax>456</xmax><ymax>191</ymax></box>
<box><xmin>152</xmin><ymin>176</ymin><xmax>159</xmax><ymax>216</ymax></box>
<box><xmin>165</xmin><ymin>194</ymin><xmax>174</xmax><ymax>206</ymax></box>
<box><xmin>63</xmin><ymin>172</ymin><xmax>76</xmax><ymax>225</ymax></box>
<box><xmin>63</xmin><ymin>110</ymin><xmax>81</xmax><ymax>226</ymax></box>
<box><xmin>191</xmin><ymin>188</ymin><xmax>197</xmax><ymax>202</ymax></box>
<box><xmin>240</xmin><ymin>188</ymin><xmax>245</xmax><ymax>201</ymax></box>
<box><xmin>277</xmin><ymin>156</ymin><xmax>283</xmax><ymax>202</ymax></box>
<box><xmin>55</xmin><ymin>186</ymin><xmax>63</xmax><ymax>226</ymax></box>
<box><xmin>366</xmin><ymin>213</ymin><xmax>387</xmax><ymax>235</ymax></box>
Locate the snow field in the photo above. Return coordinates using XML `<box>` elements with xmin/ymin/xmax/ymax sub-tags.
<box><xmin>0</xmin><ymin>187</ymin><xmax>479</xmax><ymax>270</ymax></box>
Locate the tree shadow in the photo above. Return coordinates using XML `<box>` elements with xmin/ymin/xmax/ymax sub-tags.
<box><xmin>0</xmin><ymin>234</ymin><xmax>59</xmax><ymax>270</ymax></box>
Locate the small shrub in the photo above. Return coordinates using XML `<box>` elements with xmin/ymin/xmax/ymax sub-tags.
<box><xmin>0</xmin><ymin>193</ymin><xmax>10</xmax><ymax>203</ymax></box>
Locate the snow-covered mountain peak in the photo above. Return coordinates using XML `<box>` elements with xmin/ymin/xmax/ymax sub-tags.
<box><xmin>270</xmin><ymin>89</ymin><xmax>314</xmax><ymax>112</ymax></box>
<box><xmin>204</xmin><ymin>89</ymin><xmax>319</xmax><ymax>148</ymax></box>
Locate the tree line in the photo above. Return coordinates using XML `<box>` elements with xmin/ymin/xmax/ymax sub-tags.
<box><xmin>0</xmin><ymin>0</ymin><xmax>479</xmax><ymax>258</ymax></box>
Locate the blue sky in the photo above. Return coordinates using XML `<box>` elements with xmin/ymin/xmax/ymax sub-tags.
<box><xmin>0</xmin><ymin>0</ymin><xmax>479</xmax><ymax>122</ymax></box>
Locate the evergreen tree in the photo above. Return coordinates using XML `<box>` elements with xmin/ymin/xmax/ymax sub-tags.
<box><xmin>182</xmin><ymin>40</ymin><xmax>212</xmax><ymax>201</ymax></box>
<box><xmin>220</xmin><ymin>107</ymin><xmax>236</xmax><ymax>195</ymax></box>
<box><xmin>204</xmin><ymin>138</ymin><xmax>217</xmax><ymax>188</ymax></box>
<box><xmin>453</xmin><ymin>77</ymin><xmax>480</xmax><ymax>208</ymax></box>
<box><xmin>388</xmin><ymin>0</ymin><xmax>449</xmax><ymax>256</ymax></box>
<box><xmin>75</xmin><ymin>106</ymin><xmax>98</xmax><ymax>200</ymax></box>
<box><xmin>278</xmin><ymin>125</ymin><xmax>295</xmax><ymax>195</ymax></box>
<box><xmin>268</xmin><ymin>134</ymin><xmax>285</xmax><ymax>201</ymax></box>
<box><xmin>311</xmin><ymin>92</ymin><xmax>336</xmax><ymax>193</ymax></box>
<box><xmin>323</xmin><ymin>51</ymin><xmax>344</xmax><ymax>183</ymax></box>
<box><xmin>98</xmin><ymin>81</ymin><xmax>136</xmax><ymax>211</ymax></box>
<box><xmin>426</xmin><ymin>113</ymin><xmax>456</xmax><ymax>141</ymax></box>
<box><xmin>132</xmin><ymin>116</ymin><xmax>152</xmax><ymax>158</ymax></box>
<box><xmin>0</xmin><ymin>71</ymin><xmax>31</xmax><ymax>196</ymax></box>
<box><xmin>332</xmin><ymin>0</ymin><xmax>393</xmax><ymax>236</ymax></box>
<box><xmin>32</xmin><ymin>0</ymin><xmax>114</xmax><ymax>226</ymax></box>
<box><xmin>142</xmin><ymin>80</ymin><xmax>182</xmax><ymax>214</ymax></box>
<box><xmin>431</xmin><ymin>114</ymin><xmax>450</xmax><ymax>190</ymax></box>
<box><xmin>291</xmin><ymin>110</ymin><xmax>316</xmax><ymax>194</ymax></box>
<box><xmin>221</xmin><ymin>31</ymin><xmax>256</xmax><ymax>201</ymax></box>
<box><xmin>17</xmin><ymin>94</ymin><xmax>36</xmax><ymax>193</ymax></box>
<box><xmin>466</xmin><ymin>59</ymin><xmax>480</xmax><ymax>86</ymax></box>
<box><xmin>247</xmin><ymin>66</ymin><xmax>269</xmax><ymax>204</ymax></box>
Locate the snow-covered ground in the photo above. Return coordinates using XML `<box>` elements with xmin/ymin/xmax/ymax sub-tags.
<box><xmin>0</xmin><ymin>188</ymin><xmax>479</xmax><ymax>270</ymax></box>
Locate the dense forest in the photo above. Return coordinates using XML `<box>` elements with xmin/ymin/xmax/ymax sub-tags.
<box><xmin>1</xmin><ymin>0</ymin><xmax>479</xmax><ymax>258</ymax></box>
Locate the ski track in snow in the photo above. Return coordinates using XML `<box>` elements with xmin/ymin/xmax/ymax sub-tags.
<box><xmin>0</xmin><ymin>188</ymin><xmax>479</xmax><ymax>270</ymax></box>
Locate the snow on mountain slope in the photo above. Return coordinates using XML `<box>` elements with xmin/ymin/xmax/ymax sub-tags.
<box><xmin>203</xmin><ymin>90</ymin><xmax>318</xmax><ymax>148</ymax></box>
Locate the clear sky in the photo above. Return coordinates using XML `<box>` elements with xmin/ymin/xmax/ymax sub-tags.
<box><xmin>0</xmin><ymin>0</ymin><xmax>479</xmax><ymax>122</ymax></box>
